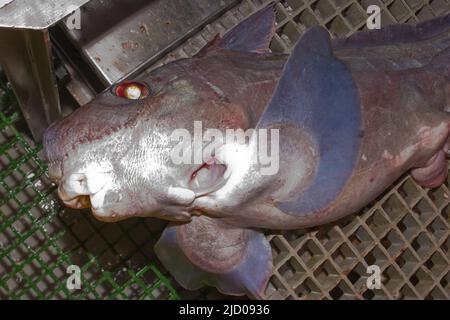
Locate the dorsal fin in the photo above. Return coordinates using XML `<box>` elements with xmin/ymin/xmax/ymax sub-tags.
<box><xmin>196</xmin><ymin>4</ymin><xmax>276</xmax><ymax>56</ymax></box>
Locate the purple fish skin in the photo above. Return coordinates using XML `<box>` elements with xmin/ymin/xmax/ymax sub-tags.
<box><xmin>43</xmin><ymin>6</ymin><xmax>450</xmax><ymax>297</ymax></box>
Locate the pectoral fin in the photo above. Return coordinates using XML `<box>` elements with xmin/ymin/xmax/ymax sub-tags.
<box><xmin>154</xmin><ymin>215</ymin><xmax>272</xmax><ymax>297</ymax></box>
<box><xmin>258</xmin><ymin>27</ymin><xmax>362</xmax><ymax>216</ymax></box>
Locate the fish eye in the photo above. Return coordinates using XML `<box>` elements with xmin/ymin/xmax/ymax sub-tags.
<box><xmin>112</xmin><ymin>81</ymin><xmax>150</xmax><ymax>100</ymax></box>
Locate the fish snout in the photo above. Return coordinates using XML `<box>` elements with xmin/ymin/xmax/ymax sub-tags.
<box><xmin>57</xmin><ymin>172</ymin><xmax>108</xmax><ymax>209</ymax></box>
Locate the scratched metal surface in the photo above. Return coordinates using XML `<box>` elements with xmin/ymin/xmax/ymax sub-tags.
<box><xmin>0</xmin><ymin>0</ymin><xmax>89</xmax><ymax>29</ymax></box>
<box><xmin>154</xmin><ymin>0</ymin><xmax>449</xmax><ymax>299</ymax></box>
<box><xmin>61</xmin><ymin>0</ymin><xmax>240</xmax><ymax>85</ymax></box>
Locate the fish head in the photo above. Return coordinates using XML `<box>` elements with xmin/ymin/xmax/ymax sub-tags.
<box><xmin>43</xmin><ymin>60</ymin><xmax>241</xmax><ymax>222</ymax></box>
<box><xmin>43</xmin><ymin>4</ymin><xmax>284</xmax><ymax>225</ymax></box>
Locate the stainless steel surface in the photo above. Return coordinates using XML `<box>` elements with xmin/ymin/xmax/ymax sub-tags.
<box><xmin>62</xmin><ymin>0</ymin><xmax>240</xmax><ymax>85</ymax></box>
<box><xmin>0</xmin><ymin>29</ymin><xmax>60</xmax><ymax>141</ymax></box>
<box><xmin>0</xmin><ymin>0</ymin><xmax>239</xmax><ymax>141</ymax></box>
<box><xmin>60</xmin><ymin>61</ymin><xmax>96</xmax><ymax>108</ymax></box>
<box><xmin>0</xmin><ymin>0</ymin><xmax>89</xmax><ymax>29</ymax></box>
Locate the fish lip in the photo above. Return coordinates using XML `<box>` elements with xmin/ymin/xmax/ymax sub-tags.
<box><xmin>57</xmin><ymin>181</ymin><xmax>104</xmax><ymax>210</ymax></box>
<box><xmin>62</xmin><ymin>195</ymin><xmax>92</xmax><ymax>209</ymax></box>
<box><xmin>57</xmin><ymin>184</ymin><xmax>78</xmax><ymax>202</ymax></box>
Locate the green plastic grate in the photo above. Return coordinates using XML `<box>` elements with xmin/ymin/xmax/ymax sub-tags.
<box><xmin>0</xmin><ymin>93</ymin><xmax>180</xmax><ymax>299</ymax></box>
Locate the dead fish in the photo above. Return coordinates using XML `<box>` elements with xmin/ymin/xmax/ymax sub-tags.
<box><xmin>43</xmin><ymin>6</ymin><xmax>450</xmax><ymax>297</ymax></box>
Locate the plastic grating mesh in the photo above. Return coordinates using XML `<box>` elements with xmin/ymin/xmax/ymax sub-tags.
<box><xmin>150</xmin><ymin>0</ymin><xmax>450</xmax><ymax>299</ymax></box>
<box><xmin>1</xmin><ymin>0</ymin><xmax>449</xmax><ymax>300</ymax></box>
<box><xmin>0</xmin><ymin>109</ymin><xmax>179</xmax><ymax>299</ymax></box>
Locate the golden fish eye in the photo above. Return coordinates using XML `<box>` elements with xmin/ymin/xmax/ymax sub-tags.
<box><xmin>124</xmin><ymin>85</ymin><xmax>142</xmax><ymax>100</ymax></box>
<box><xmin>113</xmin><ymin>81</ymin><xmax>150</xmax><ymax>100</ymax></box>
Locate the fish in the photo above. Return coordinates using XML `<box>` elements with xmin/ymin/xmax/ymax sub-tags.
<box><xmin>43</xmin><ymin>6</ymin><xmax>450</xmax><ymax>297</ymax></box>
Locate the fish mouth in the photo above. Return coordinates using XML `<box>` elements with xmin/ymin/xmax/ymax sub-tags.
<box><xmin>47</xmin><ymin>161</ymin><xmax>91</xmax><ymax>209</ymax></box>
<box><xmin>55</xmin><ymin>167</ymin><xmax>111</xmax><ymax>211</ymax></box>
<box><xmin>62</xmin><ymin>195</ymin><xmax>92</xmax><ymax>209</ymax></box>
<box><xmin>58</xmin><ymin>184</ymin><xmax>92</xmax><ymax>209</ymax></box>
